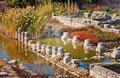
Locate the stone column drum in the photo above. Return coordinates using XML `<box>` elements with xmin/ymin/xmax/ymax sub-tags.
<box><xmin>20</xmin><ymin>32</ymin><xmax>24</xmax><ymax>41</ymax></box>
<box><xmin>96</xmin><ymin>42</ymin><xmax>106</xmax><ymax>53</ymax></box>
<box><xmin>45</xmin><ymin>45</ymin><xmax>52</xmax><ymax>55</ymax></box>
<box><xmin>72</xmin><ymin>36</ymin><xmax>78</xmax><ymax>43</ymax></box>
<box><xmin>83</xmin><ymin>39</ymin><xmax>90</xmax><ymax>49</ymax></box>
<box><xmin>31</xmin><ymin>44</ymin><xmax>36</xmax><ymax>51</ymax></box>
<box><xmin>63</xmin><ymin>53</ymin><xmax>72</xmax><ymax>64</ymax></box>
<box><xmin>57</xmin><ymin>47</ymin><xmax>64</xmax><ymax>59</ymax></box>
<box><xmin>52</xmin><ymin>46</ymin><xmax>58</xmax><ymax>58</ymax></box>
<box><xmin>24</xmin><ymin>31</ymin><xmax>29</xmax><ymax>44</ymax></box>
<box><xmin>18</xmin><ymin>28</ymin><xmax>22</xmax><ymax>40</ymax></box>
<box><xmin>41</xmin><ymin>44</ymin><xmax>46</xmax><ymax>53</ymax></box>
<box><xmin>61</xmin><ymin>32</ymin><xmax>69</xmax><ymax>40</ymax></box>
<box><xmin>28</xmin><ymin>40</ymin><xmax>32</xmax><ymax>46</ymax></box>
<box><xmin>36</xmin><ymin>42</ymin><xmax>42</xmax><ymax>52</ymax></box>
<box><xmin>71</xmin><ymin>59</ymin><xmax>80</xmax><ymax>68</ymax></box>
<box><xmin>47</xmin><ymin>25</ymin><xmax>53</xmax><ymax>36</ymax></box>
<box><xmin>111</xmin><ymin>47</ymin><xmax>120</xmax><ymax>59</ymax></box>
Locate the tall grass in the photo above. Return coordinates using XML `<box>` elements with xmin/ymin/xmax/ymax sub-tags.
<box><xmin>0</xmin><ymin>2</ymin><xmax>65</xmax><ymax>37</ymax></box>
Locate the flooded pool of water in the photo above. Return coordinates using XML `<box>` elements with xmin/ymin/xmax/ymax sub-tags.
<box><xmin>0</xmin><ymin>35</ymin><xmax>62</xmax><ymax>77</ymax></box>
<box><xmin>0</xmin><ymin>35</ymin><xmax>118</xmax><ymax>77</ymax></box>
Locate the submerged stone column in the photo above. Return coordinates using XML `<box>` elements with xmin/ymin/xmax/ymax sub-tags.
<box><xmin>31</xmin><ymin>44</ymin><xmax>36</xmax><ymax>51</ymax></box>
<box><xmin>36</xmin><ymin>42</ymin><xmax>42</xmax><ymax>52</ymax></box>
<box><xmin>21</xmin><ymin>32</ymin><xmax>24</xmax><ymax>42</ymax></box>
<box><xmin>28</xmin><ymin>40</ymin><xmax>32</xmax><ymax>46</ymax></box>
<box><xmin>57</xmin><ymin>47</ymin><xmax>64</xmax><ymax>59</ymax></box>
<box><xmin>52</xmin><ymin>46</ymin><xmax>58</xmax><ymax>58</ymax></box>
<box><xmin>24</xmin><ymin>31</ymin><xmax>29</xmax><ymax>44</ymax></box>
<box><xmin>72</xmin><ymin>36</ymin><xmax>78</xmax><ymax>43</ymax></box>
<box><xmin>45</xmin><ymin>45</ymin><xmax>52</xmax><ymax>55</ymax></box>
<box><xmin>71</xmin><ymin>59</ymin><xmax>80</xmax><ymax>68</ymax></box>
<box><xmin>17</xmin><ymin>28</ymin><xmax>22</xmax><ymax>40</ymax></box>
<box><xmin>83</xmin><ymin>39</ymin><xmax>91</xmax><ymax>49</ymax></box>
<box><xmin>41</xmin><ymin>44</ymin><xmax>46</xmax><ymax>53</ymax></box>
<box><xmin>47</xmin><ymin>25</ymin><xmax>53</xmax><ymax>36</ymax></box>
<box><xmin>61</xmin><ymin>32</ymin><xmax>69</xmax><ymax>40</ymax></box>
<box><xmin>63</xmin><ymin>53</ymin><xmax>72</xmax><ymax>64</ymax></box>
<box><xmin>96</xmin><ymin>42</ymin><xmax>106</xmax><ymax>53</ymax></box>
<box><xmin>111</xmin><ymin>47</ymin><xmax>120</xmax><ymax>58</ymax></box>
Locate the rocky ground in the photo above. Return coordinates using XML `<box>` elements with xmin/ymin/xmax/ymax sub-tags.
<box><xmin>0</xmin><ymin>59</ymin><xmax>22</xmax><ymax>78</ymax></box>
<box><xmin>0</xmin><ymin>59</ymin><xmax>41</xmax><ymax>78</ymax></box>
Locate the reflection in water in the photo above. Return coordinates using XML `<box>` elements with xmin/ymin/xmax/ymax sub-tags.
<box><xmin>34</xmin><ymin>60</ymin><xmax>47</xmax><ymax>76</ymax></box>
<box><xmin>0</xmin><ymin>35</ymin><xmax>118</xmax><ymax>77</ymax></box>
<box><xmin>72</xmin><ymin>43</ymin><xmax>77</xmax><ymax>49</ymax></box>
<box><xmin>0</xmin><ymin>35</ymin><xmax>70</xmax><ymax>77</ymax></box>
<box><xmin>61</xmin><ymin>39</ymin><xmax>67</xmax><ymax>45</ymax></box>
<box><xmin>84</xmin><ymin>48</ymin><xmax>89</xmax><ymax>54</ymax></box>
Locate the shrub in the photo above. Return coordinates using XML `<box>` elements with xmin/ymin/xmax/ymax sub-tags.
<box><xmin>70</xmin><ymin>31</ymin><xmax>99</xmax><ymax>44</ymax></box>
<box><xmin>102</xmin><ymin>6</ymin><xmax>109</xmax><ymax>12</ymax></box>
<box><xmin>70</xmin><ymin>27</ymin><xmax>120</xmax><ymax>44</ymax></box>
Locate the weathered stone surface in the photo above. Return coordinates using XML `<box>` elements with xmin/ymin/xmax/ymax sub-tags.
<box><xmin>45</xmin><ymin>45</ymin><xmax>52</xmax><ymax>55</ymax></box>
<box><xmin>0</xmin><ymin>59</ymin><xmax>7</xmax><ymax>66</ymax></box>
<box><xmin>111</xmin><ymin>47</ymin><xmax>120</xmax><ymax>58</ymax></box>
<box><xmin>90</xmin><ymin>63</ymin><xmax>120</xmax><ymax>78</ymax></box>
<box><xmin>96</xmin><ymin>42</ymin><xmax>106</xmax><ymax>53</ymax></box>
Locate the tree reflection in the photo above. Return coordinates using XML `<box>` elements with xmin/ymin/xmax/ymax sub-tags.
<box><xmin>0</xmin><ymin>35</ymin><xmax>37</xmax><ymax>64</ymax></box>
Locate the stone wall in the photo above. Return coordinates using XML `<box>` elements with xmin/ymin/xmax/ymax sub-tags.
<box><xmin>90</xmin><ymin>63</ymin><xmax>120</xmax><ymax>78</ymax></box>
<box><xmin>52</xmin><ymin>16</ymin><xmax>99</xmax><ymax>28</ymax></box>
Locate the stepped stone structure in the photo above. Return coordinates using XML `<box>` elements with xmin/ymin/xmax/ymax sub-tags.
<box><xmin>111</xmin><ymin>47</ymin><xmax>120</xmax><ymax>59</ymax></box>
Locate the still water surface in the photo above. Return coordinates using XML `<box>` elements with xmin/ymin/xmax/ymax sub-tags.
<box><xmin>0</xmin><ymin>35</ymin><xmax>115</xmax><ymax>76</ymax></box>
